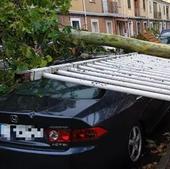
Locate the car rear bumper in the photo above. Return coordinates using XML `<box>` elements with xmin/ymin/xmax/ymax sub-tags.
<box><xmin>0</xmin><ymin>144</ymin><xmax>94</xmax><ymax>155</ymax></box>
<box><xmin>0</xmin><ymin>144</ymin><xmax>115</xmax><ymax>169</ymax></box>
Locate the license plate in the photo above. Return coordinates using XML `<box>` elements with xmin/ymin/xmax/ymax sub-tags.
<box><xmin>0</xmin><ymin>124</ymin><xmax>44</xmax><ymax>141</ymax></box>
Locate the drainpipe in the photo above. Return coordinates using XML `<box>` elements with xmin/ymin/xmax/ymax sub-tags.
<box><xmin>82</xmin><ymin>0</ymin><xmax>88</xmax><ymax>30</ymax></box>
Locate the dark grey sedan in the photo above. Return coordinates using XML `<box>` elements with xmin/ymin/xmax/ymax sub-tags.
<box><xmin>0</xmin><ymin>78</ymin><xmax>169</xmax><ymax>169</ymax></box>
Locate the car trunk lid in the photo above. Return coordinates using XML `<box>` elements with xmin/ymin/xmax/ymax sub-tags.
<box><xmin>0</xmin><ymin>112</ymin><xmax>90</xmax><ymax>149</ymax></box>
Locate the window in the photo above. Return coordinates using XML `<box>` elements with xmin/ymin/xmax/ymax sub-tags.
<box><xmin>153</xmin><ymin>2</ymin><xmax>157</xmax><ymax>18</ymax></box>
<box><xmin>149</xmin><ymin>1</ymin><xmax>152</xmax><ymax>13</ymax></box>
<box><xmin>71</xmin><ymin>18</ymin><xmax>81</xmax><ymax>30</ymax></box>
<box><xmin>143</xmin><ymin>22</ymin><xmax>147</xmax><ymax>30</ymax></box>
<box><xmin>91</xmin><ymin>19</ymin><xmax>100</xmax><ymax>33</ymax></box>
<box><xmin>143</xmin><ymin>0</ymin><xmax>146</xmax><ymax>10</ymax></box>
<box><xmin>150</xmin><ymin>22</ymin><xmax>153</xmax><ymax>28</ymax></box>
<box><xmin>159</xmin><ymin>22</ymin><xmax>163</xmax><ymax>33</ymax></box>
<box><xmin>137</xmin><ymin>22</ymin><xmax>141</xmax><ymax>35</ymax></box>
<box><xmin>164</xmin><ymin>6</ymin><xmax>166</xmax><ymax>15</ymax></box>
<box><xmin>106</xmin><ymin>21</ymin><xmax>113</xmax><ymax>34</ymax></box>
<box><xmin>128</xmin><ymin>21</ymin><xmax>133</xmax><ymax>37</ymax></box>
<box><xmin>113</xmin><ymin>1</ymin><xmax>118</xmax><ymax>13</ymax></box>
<box><xmin>102</xmin><ymin>0</ymin><xmax>108</xmax><ymax>13</ymax></box>
<box><xmin>159</xmin><ymin>5</ymin><xmax>161</xmax><ymax>12</ymax></box>
<box><xmin>158</xmin><ymin>5</ymin><xmax>162</xmax><ymax>19</ymax></box>
<box><xmin>118</xmin><ymin>0</ymin><xmax>121</xmax><ymax>7</ymax></box>
<box><xmin>166</xmin><ymin>6</ymin><xmax>169</xmax><ymax>19</ymax></box>
<box><xmin>127</xmin><ymin>0</ymin><xmax>131</xmax><ymax>9</ymax></box>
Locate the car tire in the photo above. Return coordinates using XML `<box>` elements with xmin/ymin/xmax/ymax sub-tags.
<box><xmin>126</xmin><ymin>123</ymin><xmax>143</xmax><ymax>166</ymax></box>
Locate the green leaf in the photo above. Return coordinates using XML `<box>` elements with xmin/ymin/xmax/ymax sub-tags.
<box><xmin>46</xmin><ymin>55</ymin><xmax>53</xmax><ymax>63</ymax></box>
<box><xmin>40</xmin><ymin>59</ymin><xmax>48</xmax><ymax>67</ymax></box>
<box><xmin>0</xmin><ymin>0</ymin><xmax>71</xmax><ymax>95</ymax></box>
<box><xmin>16</xmin><ymin>64</ymin><xmax>29</xmax><ymax>72</ymax></box>
<box><xmin>0</xmin><ymin>84</ymin><xmax>9</xmax><ymax>95</ymax></box>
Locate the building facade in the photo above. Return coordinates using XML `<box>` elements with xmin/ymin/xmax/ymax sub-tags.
<box><xmin>59</xmin><ymin>0</ymin><xmax>170</xmax><ymax>37</ymax></box>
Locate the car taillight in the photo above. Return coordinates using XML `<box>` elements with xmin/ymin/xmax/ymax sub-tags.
<box><xmin>72</xmin><ymin>127</ymin><xmax>107</xmax><ymax>142</ymax></box>
<box><xmin>46</xmin><ymin>127</ymin><xmax>107</xmax><ymax>144</ymax></box>
<box><xmin>47</xmin><ymin>129</ymin><xmax>71</xmax><ymax>143</ymax></box>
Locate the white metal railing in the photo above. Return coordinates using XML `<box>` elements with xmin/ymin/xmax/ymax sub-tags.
<box><xmin>20</xmin><ymin>53</ymin><xmax>170</xmax><ymax>101</ymax></box>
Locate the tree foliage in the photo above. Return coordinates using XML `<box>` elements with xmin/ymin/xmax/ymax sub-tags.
<box><xmin>0</xmin><ymin>0</ymin><xmax>71</xmax><ymax>95</ymax></box>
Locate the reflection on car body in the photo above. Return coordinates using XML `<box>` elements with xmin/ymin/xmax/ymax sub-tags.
<box><xmin>0</xmin><ymin>78</ymin><xmax>169</xmax><ymax>169</ymax></box>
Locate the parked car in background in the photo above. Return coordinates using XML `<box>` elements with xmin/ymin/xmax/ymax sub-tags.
<box><xmin>159</xmin><ymin>29</ymin><xmax>170</xmax><ymax>44</ymax></box>
<box><xmin>0</xmin><ymin>77</ymin><xmax>169</xmax><ymax>169</ymax></box>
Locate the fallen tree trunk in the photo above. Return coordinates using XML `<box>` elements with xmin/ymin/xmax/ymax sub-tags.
<box><xmin>70</xmin><ymin>30</ymin><xmax>170</xmax><ymax>58</ymax></box>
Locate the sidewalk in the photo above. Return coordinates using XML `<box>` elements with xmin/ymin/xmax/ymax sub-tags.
<box><xmin>157</xmin><ymin>145</ymin><xmax>170</xmax><ymax>169</ymax></box>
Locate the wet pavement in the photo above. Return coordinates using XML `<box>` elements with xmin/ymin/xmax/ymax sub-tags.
<box><xmin>134</xmin><ymin>110</ymin><xmax>170</xmax><ymax>169</ymax></box>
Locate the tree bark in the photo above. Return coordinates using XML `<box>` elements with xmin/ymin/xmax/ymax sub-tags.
<box><xmin>70</xmin><ymin>30</ymin><xmax>170</xmax><ymax>58</ymax></box>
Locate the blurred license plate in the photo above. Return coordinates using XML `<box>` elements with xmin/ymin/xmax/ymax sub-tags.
<box><xmin>0</xmin><ymin>124</ymin><xmax>44</xmax><ymax>141</ymax></box>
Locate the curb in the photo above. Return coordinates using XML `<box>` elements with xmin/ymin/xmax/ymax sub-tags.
<box><xmin>157</xmin><ymin>144</ymin><xmax>170</xmax><ymax>169</ymax></box>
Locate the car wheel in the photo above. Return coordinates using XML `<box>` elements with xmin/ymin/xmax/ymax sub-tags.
<box><xmin>127</xmin><ymin>124</ymin><xmax>143</xmax><ymax>163</ymax></box>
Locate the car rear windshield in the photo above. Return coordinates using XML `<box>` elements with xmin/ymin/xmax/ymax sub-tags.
<box><xmin>15</xmin><ymin>79</ymin><xmax>104</xmax><ymax>99</ymax></box>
